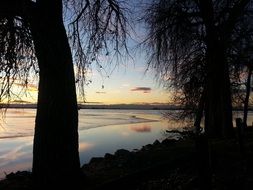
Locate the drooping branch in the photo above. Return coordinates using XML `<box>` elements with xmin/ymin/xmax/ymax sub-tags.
<box><xmin>143</xmin><ymin>0</ymin><xmax>253</xmax><ymax>127</ymax></box>
<box><xmin>142</xmin><ymin>0</ymin><xmax>206</xmax><ymax>121</ymax></box>
<box><xmin>0</xmin><ymin>3</ymin><xmax>37</xmax><ymax>103</ymax></box>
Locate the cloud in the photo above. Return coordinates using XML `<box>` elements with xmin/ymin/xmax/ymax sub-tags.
<box><xmin>96</xmin><ymin>91</ymin><xmax>106</xmax><ymax>94</ymax></box>
<box><xmin>131</xmin><ymin>87</ymin><xmax>151</xmax><ymax>93</ymax></box>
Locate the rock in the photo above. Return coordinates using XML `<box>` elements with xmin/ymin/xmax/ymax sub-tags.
<box><xmin>104</xmin><ymin>153</ymin><xmax>114</xmax><ymax>159</ymax></box>
<box><xmin>89</xmin><ymin>157</ymin><xmax>104</xmax><ymax>164</ymax></box>
<box><xmin>114</xmin><ymin>149</ymin><xmax>131</xmax><ymax>157</ymax></box>
<box><xmin>162</xmin><ymin>138</ymin><xmax>177</xmax><ymax>145</ymax></box>
<box><xmin>153</xmin><ymin>140</ymin><xmax>160</xmax><ymax>146</ymax></box>
<box><xmin>142</xmin><ymin>144</ymin><xmax>153</xmax><ymax>151</ymax></box>
<box><xmin>6</xmin><ymin>171</ymin><xmax>31</xmax><ymax>180</ymax></box>
<box><xmin>6</xmin><ymin>172</ymin><xmax>15</xmax><ymax>180</ymax></box>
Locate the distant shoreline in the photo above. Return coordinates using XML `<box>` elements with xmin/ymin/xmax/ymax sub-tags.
<box><xmin>0</xmin><ymin>103</ymin><xmax>176</xmax><ymax>110</ymax></box>
<box><xmin>1</xmin><ymin>103</ymin><xmax>252</xmax><ymax>111</ymax></box>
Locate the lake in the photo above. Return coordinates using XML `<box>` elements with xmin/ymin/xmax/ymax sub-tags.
<box><xmin>0</xmin><ymin>108</ymin><xmax>252</xmax><ymax>179</ymax></box>
<box><xmin>0</xmin><ymin>109</ymin><xmax>184</xmax><ymax>179</ymax></box>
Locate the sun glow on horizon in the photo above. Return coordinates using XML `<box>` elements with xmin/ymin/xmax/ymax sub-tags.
<box><xmin>3</xmin><ymin>77</ymin><xmax>170</xmax><ymax>105</ymax></box>
<box><xmin>2</xmin><ymin>57</ymin><xmax>170</xmax><ymax>105</ymax></box>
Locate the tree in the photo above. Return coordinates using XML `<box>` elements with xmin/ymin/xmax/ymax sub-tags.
<box><xmin>0</xmin><ymin>0</ymin><xmax>128</xmax><ymax>188</ymax></box>
<box><xmin>143</xmin><ymin>0</ymin><xmax>251</xmax><ymax>137</ymax></box>
<box><xmin>229</xmin><ymin>14</ymin><xmax>253</xmax><ymax>129</ymax></box>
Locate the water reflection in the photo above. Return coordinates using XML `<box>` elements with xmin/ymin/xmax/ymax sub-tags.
<box><xmin>130</xmin><ymin>125</ymin><xmax>151</xmax><ymax>133</ymax></box>
<box><xmin>79</xmin><ymin>142</ymin><xmax>94</xmax><ymax>152</ymax></box>
<box><xmin>1</xmin><ymin>109</ymin><xmax>172</xmax><ymax>179</ymax></box>
<box><xmin>2</xmin><ymin>109</ymin><xmax>253</xmax><ymax>179</ymax></box>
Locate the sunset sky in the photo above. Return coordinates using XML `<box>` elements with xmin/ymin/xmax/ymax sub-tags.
<box><xmin>8</xmin><ymin>1</ymin><xmax>170</xmax><ymax>105</ymax></box>
<box><xmin>81</xmin><ymin>56</ymin><xmax>170</xmax><ymax>105</ymax></box>
<box><xmin>76</xmin><ymin>2</ymin><xmax>170</xmax><ymax>105</ymax></box>
<box><xmin>15</xmin><ymin>54</ymin><xmax>170</xmax><ymax>105</ymax></box>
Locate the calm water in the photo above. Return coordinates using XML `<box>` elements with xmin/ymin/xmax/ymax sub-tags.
<box><xmin>0</xmin><ymin>109</ymin><xmax>252</xmax><ymax>179</ymax></box>
<box><xmin>0</xmin><ymin>109</ymin><xmax>183</xmax><ymax>179</ymax></box>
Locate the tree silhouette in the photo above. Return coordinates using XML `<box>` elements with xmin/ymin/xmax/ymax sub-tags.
<box><xmin>143</xmin><ymin>0</ymin><xmax>251</xmax><ymax>137</ymax></box>
<box><xmin>0</xmin><ymin>0</ymin><xmax>128</xmax><ymax>188</ymax></box>
<box><xmin>228</xmin><ymin>12</ymin><xmax>253</xmax><ymax>129</ymax></box>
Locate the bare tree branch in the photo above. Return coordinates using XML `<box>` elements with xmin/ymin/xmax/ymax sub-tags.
<box><xmin>65</xmin><ymin>0</ymin><xmax>130</xmax><ymax>99</ymax></box>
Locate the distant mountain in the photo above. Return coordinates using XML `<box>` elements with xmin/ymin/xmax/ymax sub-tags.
<box><xmin>1</xmin><ymin>103</ymin><xmax>175</xmax><ymax>110</ymax></box>
<box><xmin>0</xmin><ymin>103</ymin><xmax>37</xmax><ymax>108</ymax></box>
<box><xmin>77</xmin><ymin>103</ymin><xmax>179</xmax><ymax>110</ymax></box>
<box><xmin>1</xmin><ymin>103</ymin><xmax>252</xmax><ymax>111</ymax></box>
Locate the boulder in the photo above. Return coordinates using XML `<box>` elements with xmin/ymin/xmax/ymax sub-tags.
<box><xmin>114</xmin><ymin>149</ymin><xmax>131</xmax><ymax>157</ymax></box>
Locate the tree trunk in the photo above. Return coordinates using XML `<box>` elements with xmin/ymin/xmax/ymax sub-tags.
<box><xmin>194</xmin><ymin>88</ymin><xmax>205</xmax><ymax>134</ymax></box>
<box><xmin>204</xmin><ymin>43</ymin><xmax>234</xmax><ymax>137</ymax></box>
<box><xmin>243</xmin><ymin>66</ymin><xmax>252</xmax><ymax>128</ymax></box>
<box><xmin>29</xmin><ymin>1</ymin><xmax>81</xmax><ymax>187</ymax></box>
<box><xmin>199</xmin><ymin>0</ymin><xmax>234</xmax><ymax>138</ymax></box>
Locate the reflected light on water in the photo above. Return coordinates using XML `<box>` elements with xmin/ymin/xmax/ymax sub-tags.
<box><xmin>130</xmin><ymin>125</ymin><xmax>151</xmax><ymax>133</ymax></box>
<box><xmin>79</xmin><ymin>142</ymin><xmax>94</xmax><ymax>152</ymax></box>
<box><xmin>1</xmin><ymin>109</ymin><xmax>174</xmax><ymax>178</ymax></box>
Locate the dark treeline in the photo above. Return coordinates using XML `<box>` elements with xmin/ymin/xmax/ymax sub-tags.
<box><xmin>143</xmin><ymin>1</ymin><xmax>253</xmax><ymax>188</ymax></box>
<box><xmin>143</xmin><ymin>0</ymin><xmax>253</xmax><ymax>137</ymax></box>
<box><xmin>0</xmin><ymin>0</ymin><xmax>253</xmax><ymax>189</ymax></box>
